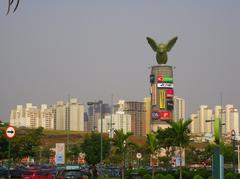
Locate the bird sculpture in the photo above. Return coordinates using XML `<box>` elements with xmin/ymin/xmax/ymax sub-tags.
<box><xmin>146</xmin><ymin>36</ymin><xmax>178</xmax><ymax>64</ymax></box>
<box><xmin>6</xmin><ymin>0</ymin><xmax>20</xmax><ymax>15</ymax></box>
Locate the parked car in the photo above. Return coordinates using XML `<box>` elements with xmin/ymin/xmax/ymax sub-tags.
<box><xmin>56</xmin><ymin>169</ymin><xmax>85</xmax><ymax>179</ymax></box>
<box><xmin>22</xmin><ymin>169</ymin><xmax>55</xmax><ymax>179</ymax></box>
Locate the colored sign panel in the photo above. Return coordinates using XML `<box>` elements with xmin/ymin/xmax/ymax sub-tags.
<box><xmin>157</xmin><ymin>83</ymin><xmax>173</xmax><ymax>88</ymax></box>
<box><xmin>166</xmin><ymin>89</ymin><xmax>174</xmax><ymax>98</ymax></box>
<box><xmin>6</xmin><ymin>126</ymin><xmax>16</xmax><ymax>139</ymax></box>
<box><xmin>167</xmin><ymin>100</ymin><xmax>174</xmax><ymax>110</ymax></box>
<box><xmin>157</xmin><ymin>76</ymin><xmax>173</xmax><ymax>83</ymax></box>
<box><xmin>160</xmin><ymin>111</ymin><xmax>171</xmax><ymax>121</ymax></box>
<box><xmin>55</xmin><ymin>143</ymin><xmax>65</xmax><ymax>164</ymax></box>
<box><xmin>159</xmin><ymin>90</ymin><xmax>166</xmax><ymax>109</ymax></box>
<box><xmin>152</xmin><ymin>111</ymin><xmax>160</xmax><ymax>120</ymax></box>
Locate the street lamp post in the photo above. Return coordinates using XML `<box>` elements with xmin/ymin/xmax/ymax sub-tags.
<box><xmin>87</xmin><ymin>101</ymin><xmax>103</xmax><ymax>177</ymax></box>
<box><xmin>231</xmin><ymin>130</ymin><xmax>236</xmax><ymax>173</ymax></box>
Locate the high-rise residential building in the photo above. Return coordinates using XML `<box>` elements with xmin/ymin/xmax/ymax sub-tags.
<box><xmin>115</xmin><ymin>100</ymin><xmax>146</xmax><ymax>136</ymax></box>
<box><xmin>55</xmin><ymin>101</ymin><xmax>67</xmax><ymax>130</ymax></box>
<box><xmin>99</xmin><ymin>111</ymin><xmax>131</xmax><ymax>134</ymax></box>
<box><xmin>10</xmin><ymin>103</ymin><xmax>54</xmax><ymax>129</ymax></box>
<box><xmin>173</xmin><ymin>96</ymin><xmax>185</xmax><ymax>121</ymax></box>
<box><xmin>87</xmin><ymin>101</ymin><xmax>110</xmax><ymax>132</ymax></box>
<box><xmin>144</xmin><ymin>97</ymin><xmax>151</xmax><ymax>134</ymax></box>
<box><xmin>66</xmin><ymin>98</ymin><xmax>84</xmax><ymax>131</ymax></box>
<box><xmin>190</xmin><ymin>113</ymin><xmax>200</xmax><ymax>134</ymax></box>
<box><xmin>40</xmin><ymin>104</ymin><xmax>54</xmax><ymax>129</ymax></box>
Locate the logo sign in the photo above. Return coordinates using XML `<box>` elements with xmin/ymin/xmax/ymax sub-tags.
<box><xmin>55</xmin><ymin>143</ymin><xmax>65</xmax><ymax>164</ymax></box>
<box><xmin>152</xmin><ymin>111</ymin><xmax>160</xmax><ymax>120</ymax></box>
<box><xmin>157</xmin><ymin>83</ymin><xmax>173</xmax><ymax>88</ymax></box>
<box><xmin>167</xmin><ymin>100</ymin><xmax>174</xmax><ymax>110</ymax></box>
<box><xmin>166</xmin><ymin>89</ymin><xmax>174</xmax><ymax>98</ymax></box>
<box><xmin>160</xmin><ymin>111</ymin><xmax>171</xmax><ymax>121</ymax></box>
<box><xmin>136</xmin><ymin>153</ymin><xmax>142</xmax><ymax>159</ymax></box>
<box><xmin>157</xmin><ymin>76</ymin><xmax>173</xmax><ymax>83</ymax></box>
<box><xmin>6</xmin><ymin>126</ymin><xmax>16</xmax><ymax>139</ymax></box>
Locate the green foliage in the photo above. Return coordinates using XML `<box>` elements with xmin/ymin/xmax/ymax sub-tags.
<box><xmin>207</xmin><ymin>176</ymin><xmax>212</xmax><ymax>179</ymax></box>
<box><xmin>155</xmin><ymin>173</ymin><xmax>165</xmax><ymax>179</ymax></box>
<box><xmin>193</xmin><ymin>175</ymin><xmax>204</xmax><ymax>179</ymax></box>
<box><xmin>146</xmin><ymin>133</ymin><xmax>157</xmax><ymax>154</ymax></box>
<box><xmin>137</xmin><ymin>168</ymin><xmax>148</xmax><ymax>177</ymax></box>
<box><xmin>143</xmin><ymin>174</ymin><xmax>152</xmax><ymax>179</ymax></box>
<box><xmin>80</xmin><ymin>132</ymin><xmax>110</xmax><ymax>165</ymax></box>
<box><xmin>225</xmin><ymin>172</ymin><xmax>236</xmax><ymax>179</ymax></box>
<box><xmin>165</xmin><ymin>174</ymin><xmax>174</xmax><ymax>179</ymax></box>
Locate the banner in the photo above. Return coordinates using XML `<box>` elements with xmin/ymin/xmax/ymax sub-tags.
<box><xmin>55</xmin><ymin>143</ymin><xmax>65</xmax><ymax>164</ymax></box>
<box><xmin>167</xmin><ymin>100</ymin><xmax>174</xmax><ymax>110</ymax></box>
<box><xmin>160</xmin><ymin>111</ymin><xmax>171</xmax><ymax>121</ymax></box>
<box><xmin>159</xmin><ymin>90</ymin><xmax>166</xmax><ymax>109</ymax></box>
<box><xmin>157</xmin><ymin>76</ymin><xmax>173</xmax><ymax>83</ymax></box>
<box><xmin>157</xmin><ymin>83</ymin><xmax>173</xmax><ymax>88</ymax></box>
<box><xmin>166</xmin><ymin>89</ymin><xmax>174</xmax><ymax>98</ymax></box>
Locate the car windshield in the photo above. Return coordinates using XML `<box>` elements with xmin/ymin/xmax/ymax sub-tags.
<box><xmin>63</xmin><ymin>171</ymin><xmax>82</xmax><ymax>177</ymax></box>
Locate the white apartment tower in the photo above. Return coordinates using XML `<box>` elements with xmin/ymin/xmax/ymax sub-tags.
<box><xmin>190</xmin><ymin>113</ymin><xmax>200</xmax><ymax>134</ymax></box>
<box><xmin>173</xmin><ymin>96</ymin><xmax>185</xmax><ymax>121</ymax></box>
<box><xmin>10</xmin><ymin>103</ymin><xmax>54</xmax><ymax>129</ymax></box>
<box><xmin>99</xmin><ymin>112</ymin><xmax>131</xmax><ymax>134</ymax></box>
<box><xmin>67</xmin><ymin>98</ymin><xmax>84</xmax><ymax>131</ymax></box>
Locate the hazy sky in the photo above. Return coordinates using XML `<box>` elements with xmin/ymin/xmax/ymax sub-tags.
<box><xmin>1</xmin><ymin>1</ymin><xmax>240</xmax><ymax>121</ymax></box>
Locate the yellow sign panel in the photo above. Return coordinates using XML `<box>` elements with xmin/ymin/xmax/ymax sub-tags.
<box><xmin>159</xmin><ymin>90</ymin><xmax>166</xmax><ymax>109</ymax></box>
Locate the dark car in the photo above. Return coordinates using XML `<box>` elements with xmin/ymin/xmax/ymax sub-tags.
<box><xmin>56</xmin><ymin>169</ymin><xmax>85</xmax><ymax>179</ymax></box>
<box><xmin>0</xmin><ymin>166</ymin><xmax>8</xmax><ymax>178</ymax></box>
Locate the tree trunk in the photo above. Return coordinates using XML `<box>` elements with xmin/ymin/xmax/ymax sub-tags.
<box><xmin>152</xmin><ymin>165</ymin><xmax>155</xmax><ymax>179</ymax></box>
<box><xmin>179</xmin><ymin>147</ymin><xmax>182</xmax><ymax>179</ymax></box>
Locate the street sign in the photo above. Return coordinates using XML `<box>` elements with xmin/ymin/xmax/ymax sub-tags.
<box><xmin>6</xmin><ymin>126</ymin><xmax>16</xmax><ymax>139</ymax></box>
<box><xmin>136</xmin><ymin>153</ymin><xmax>142</xmax><ymax>159</ymax></box>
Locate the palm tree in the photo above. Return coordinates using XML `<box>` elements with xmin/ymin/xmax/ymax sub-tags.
<box><xmin>146</xmin><ymin>133</ymin><xmax>158</xmax><ymax>179</ymax></box>
<box><xmin>112</xmin><ymin>129</ymin><xmax>133</xmax><ymax>179</ymax></box>
<box><xmin>168</xmin><ymin>118</ymin><xmax>192</xmax><ymax>179</ymax></box>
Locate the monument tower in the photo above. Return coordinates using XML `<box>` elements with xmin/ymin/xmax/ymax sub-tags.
<box><xmin>147</xmin><ymin>36</ymin><xmax>177</xmax><ymax>131</ymax></box>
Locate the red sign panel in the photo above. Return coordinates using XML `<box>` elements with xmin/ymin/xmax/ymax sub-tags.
<box><xmin>157</xmin><ymin>75</ymin><xmax>163</xmax><ymax>82</ymax></box>
<box><xmin>160</xmin><ymin>111</ymin><xmax>171</xmax><ymax>121</ymax></box>
<box><xmin>166</xmin><ymin>89</ymin><xmax>174</xmax><ymax>98</ymax></box>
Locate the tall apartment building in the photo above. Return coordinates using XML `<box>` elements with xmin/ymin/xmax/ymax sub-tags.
<box><xmin>191</xmin><ymin>104</ymin><xmax>239</xmax><ymax>136</ymax></box>
<box><xmin>99</xmin><ymin>111</ymin><xmax>131</xmax><ymax>134</ymax></box>
<box><xmin>144</xmin><ymin>97</ymin><xmax>151</xmax><ymax>134</ymax></box>
<box><xmin>55</xmin><ymin>101</ymin><xmax>67</xmax><ymax>130</ymax></box>
<box><xmin>115</xmin><ymin>100</ymin><xmax>146</xmax><ymax>136</ymax></box>
<box><xmin>10</xmin><ymin>103</ymin><xmax>54</xmax><ymax>129</ymax></box>
<box><xmin>173</xmin><ymin>96</ymin><xmax>185</xmax><ymax>121</ymax></box>
<box><xmin>190</xmin><ymin>113</ymin><xmax>200</xmax><ymax>134</ymax></box>
<box><xmin>87</xmin><ymin>101</ymin><xmax>110</xmax><ymax>132</ymax></box>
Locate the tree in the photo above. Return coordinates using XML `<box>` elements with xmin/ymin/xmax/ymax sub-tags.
<box><xmin>146</xmin><ymin>133</ymin><xmax>158</xmax><ymax>179</ymax></box>
<box><xmin>111</xmin><ymin>129</ymin><xmax>133</xmax><ymax>179</ymax></box>
<box><xmin>81</xmin><ymin>132</ymin><xmax>110</xmax><ymax>165</ymax></box>
<box><xmin>168</xmin><ymin>119</ymin><xmax>192</xmax><ymax>179</ymax></box>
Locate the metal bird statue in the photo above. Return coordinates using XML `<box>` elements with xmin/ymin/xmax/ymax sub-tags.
<box><xmin>6</xmin><ymin>0</ymin><xmax>20</xmax><ymax>15</ymax></box>
<box><xmin>146</xmin><ymin>36</ymin><xmax>178</xmax><ymax>64</ymax></box>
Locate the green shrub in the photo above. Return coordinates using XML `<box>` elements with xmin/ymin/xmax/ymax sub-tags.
<box><xmin>193</xmin><ymin>175</ymin><xmax>204</xmax><ymax>179</ymax></box>
<box><xmin>155</xmin><ymin>173</ymin><xmax>165</xmax><ymax>179</ymax></box>
<box><xmin>143</xmin><ymin>174</ymin><xmax>152</xmax><ymax>179</ymax></box>
<box><xmin>207</xmin><ymin>176</ymin><xmax>212</xmax><ymax>179</ymax></box>
<box><xmin>165</xmin><ymin>174</ymin><xmax>174</xmax><ymax>179</ymax></box>
<box><xmin>225</xmin><ymin>172</ymin><xmax>236</xmax><ymax>179</ymax></box>
<box><xmin>137</xmin><ymin>168</ymin><xmax>148</xmax><ymax>176</ymax></box>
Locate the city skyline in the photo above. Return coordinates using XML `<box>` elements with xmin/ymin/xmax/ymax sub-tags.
<box><xmin>1</xmin><ymin>1</ymin><xmax>240</xmax><ymax>122</ymax></box>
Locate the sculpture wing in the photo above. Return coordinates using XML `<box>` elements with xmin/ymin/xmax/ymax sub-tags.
<box><xmin>146</xmin><ymin>37</ymin><xmax>158</xmax><ymax>52</ymax></box>
<box><xmin>166</xmin><ymin>36</ymin><xmax>178</xmax><ymax>52</ymax></box>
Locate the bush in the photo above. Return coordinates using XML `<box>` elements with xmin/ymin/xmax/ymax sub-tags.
<box><xmin>165</xmin><ymin>174</ymin><xmax>174</xmax><ymax>179</ymax></box>
<box><xmin>137</xmin><ymin>168</ymin><xmax>148</xmax><ymax>177</ymax></box>
<box><xmin>155</xmin><ymin>173</ymin><xmax>165</xmax><ymax>179</ymax></box>
<box><xmin>207</xmin><ymin>176</ymin><xmax>212</xmax><ymax>179</ymax></box>
<box><xmin>193</xmin><ymin>175</ymin><xmax>204</xmax><ymax>179</ymax></box>
<box><xmin>143</xmin><ymin>174</ymin><xmax>152</xmax><ymax>179</ymax></box>
<box><xmin>225</xmin><ymin>172</ymin><xmax>236</xmax><ymax>179</ymax></box>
